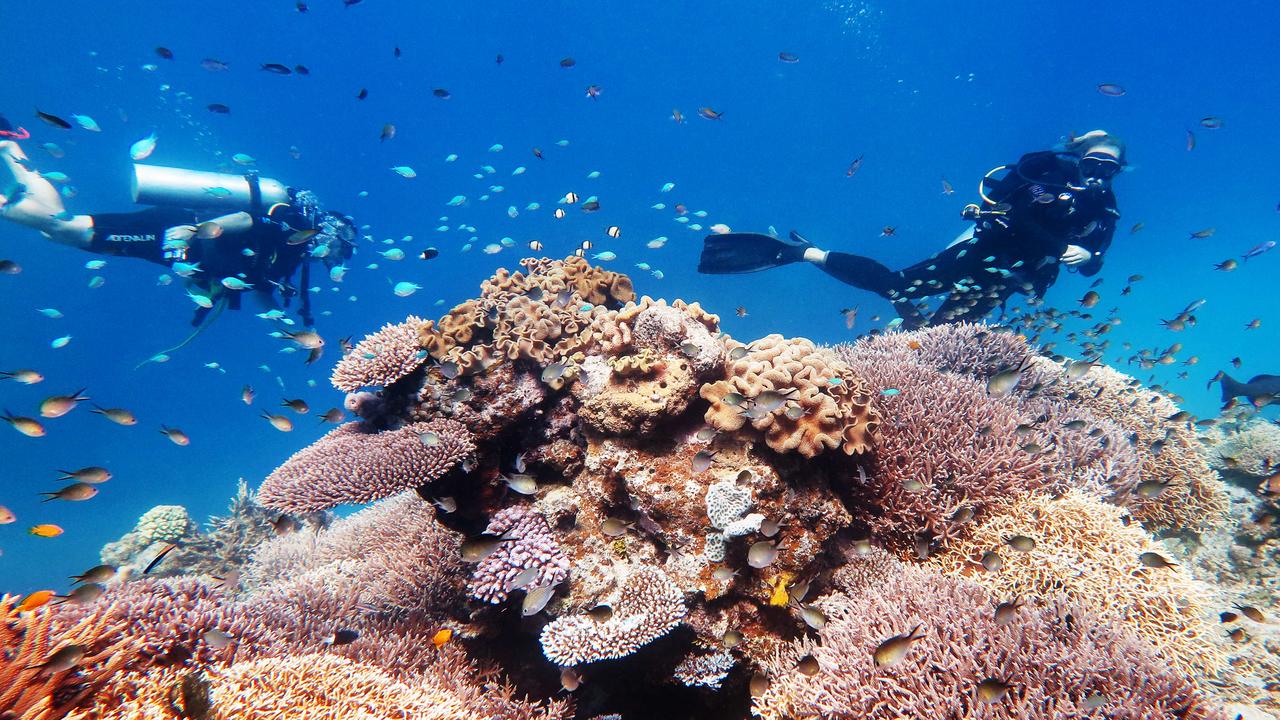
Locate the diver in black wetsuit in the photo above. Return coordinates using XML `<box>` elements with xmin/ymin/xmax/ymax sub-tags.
<box><xmin>698</xmin><ymin>130</ymin><xmax>1125</xmax><ymax>329</ymax></box>
<box><xmin>0</xmin><ymin>122</ymin><xmax>353</xmax><ymax>327</ymax></box>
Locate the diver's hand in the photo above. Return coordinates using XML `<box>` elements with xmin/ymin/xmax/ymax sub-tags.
<box><xmin>1060</xmin><ymin>244</ymin><xmax>1091</xmax><ymax>266</ymax></box>
<box><xmin>166</xmin><ymin>225</ymin><xmax>198</xmax><ymax>243</ymax></box>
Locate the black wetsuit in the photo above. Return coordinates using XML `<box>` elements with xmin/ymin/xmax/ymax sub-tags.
<box><xmin>818</xmin><ymin>151</ymin><xmax>1118</xmax><ymax>329</ymax></box>
<box><xmin>87</xmin><ymin>203</ymin><xmax>326</xmax><ymax>324</ymax></box>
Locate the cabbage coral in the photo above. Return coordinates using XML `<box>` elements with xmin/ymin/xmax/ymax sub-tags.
<box><xmin>754</xmin><ymin>568</ymin><xmax>1225</xmax><ymax>720</ymax></box>
<box><xmin>928</xmin><ymin>490</ymin><xmax>1223</xmax><ymax>678</ymax></box>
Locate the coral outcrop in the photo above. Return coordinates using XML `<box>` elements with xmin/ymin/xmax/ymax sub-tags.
<box><xmin>330</xmin><ymin>315</ymin><xmax>430</xmax><ymax>392</ymax></box>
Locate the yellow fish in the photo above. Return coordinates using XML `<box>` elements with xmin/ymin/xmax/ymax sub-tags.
<box><xmin>29</xmin><ymin>523</ymin><xmax>65</xmax><ymax>538</ymax></box>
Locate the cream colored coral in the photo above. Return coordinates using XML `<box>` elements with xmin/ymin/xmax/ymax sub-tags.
<box><xmin>330</xmin><ymin>316</ymin><xmax>429</xmax><ymax>392</ymax></box>
<box><xmin>928</xmin><ymin>489</ymin><xmax>1224</xmax><ymax>678</ymax></box>
<box><xmin>135</xmin><ymin>505</ymin><xmax>193</xmax><ymax>544</ymax></box>
<box><xmin>699</xmin><ymin>335</ymin><xmax>878</xmax><ymax>457</ymax></box>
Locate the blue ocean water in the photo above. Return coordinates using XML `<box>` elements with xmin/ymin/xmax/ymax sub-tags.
<box><xmin>0</xmin><ymin>0</ymin><xmax>1276</xmax><ymax>593</ymax></box>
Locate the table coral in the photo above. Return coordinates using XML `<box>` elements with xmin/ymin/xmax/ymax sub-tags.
<box><xmin>330</xmin><ymin>315</ymin><xmax>430</xmax><ymax>392</ymax></box>
<box><xmin>540</xmin><ymin>567</ymin><xmax>686</xmax><ymax>666</ymax></box>
<box><xmin>700</xmin><ymin>335</ymin><xmax>879</xmax><ymax>457</ymax></box>
<box><xmin>258</xmin><ymin>418</ymin><xmax>473</xmax><ymax>513</ymax></box>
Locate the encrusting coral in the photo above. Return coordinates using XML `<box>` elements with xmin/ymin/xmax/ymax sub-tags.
<box><xmin>700</xmin><ymin>334</ymin><xmax>879</xmax><ymax>457</ymax></box>
<box><xmin>928</xmin><ymin>489</ymin><xmax>1223</xmax><ymax>678</ymax></box>
<box><xmin>753</xmin><ymin>567</ymin><xmax>1226</xmax><ymax>720</ymax></box>
<box><xmin>258</xmin><ymin>417</ymin><xmax>474</xmax><ymax>513</ymax></box>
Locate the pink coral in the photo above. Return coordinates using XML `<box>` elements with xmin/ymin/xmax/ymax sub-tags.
<box><xmin>330</xmin><ymin>316</ymin><xmax>430</xmax><ymax>392</ymax></box>
<box><xmin>258</xmin><ymin>418</ymin><xmax>473</xmax><ymax>513</ymax></box>
<box><xmin>834</xmin><ymin>344</ymin><xmax>1059</xmax><ymax>551</ymax></box>
<box><xmin>755</xmin><ymin>568</ymin><xmax>1225</xmax><ymax>720</ymax></box>
<box><xmin>468</xmin><ymin>506</ymin><xmax>570</xmax><ymax>605</ymax></box>
<box><xmin>540</xmin><ymin>567</ymin><xmax>686</xmax><ymax>666</ymax></box>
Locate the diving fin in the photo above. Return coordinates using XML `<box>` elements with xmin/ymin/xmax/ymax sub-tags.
<box><xmin>698</xmin><ymin>232</ymin><xmax>810</xmax><ymax>274</ymax></box>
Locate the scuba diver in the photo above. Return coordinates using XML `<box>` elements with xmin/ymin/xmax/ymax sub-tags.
<box><xmin>698</xmin><ymin>130</ymin><xmax>1125</xmax><ymax>329</ymax></box>
<box><xmin>0</xmin><ymin>115</ymin><xmax>354</xmax><ymax>332</ymax></box>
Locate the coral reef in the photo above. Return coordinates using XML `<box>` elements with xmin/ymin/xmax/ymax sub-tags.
<box><xmin>700</xmin><ymin>334</ymin><xmax>878</xmax><ymax>457</ymax></box>
<box><xmin>1206</xmin><ymin>417</ymin><xmax>1280</xmax><ymax>480</ymax></box>
<box><xmin>99</xmin><ymin>504</ymin><xmax>202</xmax><ymax>579</ymax></box>
<box><xmin>330</xmin><ymin>315</ymin><xmax>431</xmax><ymax>393</ymax></box>
<box><xmin>753</xmin><ymin>568</ymin><xmax>1225</xmax><ymax>720</ymax></box>
<box><xmin>540</xmin><ymin>567</ymin><xmax>687</xmax><ymax>666</ymax></box>
<box><xmin>928</xmin><ymin>489</ymin><xmax>1222</xmax><ymax>677</ymax></box>
<box><xmin>468</xmin><ymin>505</ymin><xmax>570</xmax><ymax>605</ymax></box>
<box><xmin>258</xmin><ymin>417</ymin><xmax>474</xmax><ymax>513</ymax></box>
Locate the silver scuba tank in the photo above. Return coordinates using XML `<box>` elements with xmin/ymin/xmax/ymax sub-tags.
<box><xmin>131</xmin><ymin>164</ymin><xmax>289</xmax><ymax>210</ymax></box>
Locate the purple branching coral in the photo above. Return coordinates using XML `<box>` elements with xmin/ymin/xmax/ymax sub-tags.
<box><xmin>258</xmin><ymin>418</ymin><xmax>473</xmax><ymax>514</ymax></box>
<box><xmin>754</xmin><ymin>568</ymin><xmax>1226</xmax><ymax>720</ymax></box>
<box><xmin>467</xmin><ymin>506</ymin><xmax>570</xmax><ymax>605</ymax></box>
<box><xmin>540</xmin><ymin>567</ymin><xmax>686</xmax><ymax>666</ymax></box>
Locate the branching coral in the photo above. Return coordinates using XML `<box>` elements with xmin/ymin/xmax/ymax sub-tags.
<box><xmin>834</xmin><ymin>344</ymin><xmax>1059</xmax><ymax>551</ymax></box>
<box><xmin>330</xmin><ymin>315</ymin><xmax>430</xmax><ymax>392</ymax></box>
<box><xmin>258</xmin><ymin>418</ymin><xmax>473</xmax><ymax>513</ymax></box>
<box><xmin>540</xmin><ymin>567</ymin><xmax>686</xmax><ymax>666</ymax></box>
<box><xmin>0</xmin><ymin>597</ymin><xmax>140</xmax><ymax>720</ymax></box>
<box><xmin>468</xmin><ymin>506</ymin><xmax>570</xmax><ymax>605</ymax></box>
<box><xmin>672</xmin><ymin>649</ymin><xmax>736</xmax><ymax>689</ymax></box>
<box><xmin>1207</xmin><ymin>417</ymin><xmax>1280</xmax><ymax>478</ymax></box>
<box><xmin>858</xmin><ymin>322</ymin><xmax>1034</xmax><ymax>381</ymax></box>
<box><xmin>928</xmin><ymin>490</ymin><xmax>1223</xmax><ymax>678</ymax></box>
<box><xmin>754</xmin><ymin>568</ymin><xmax>1225</xmax><ymax>720</ymax></box>
<box><xmin>700</xmin><ymin>335</ymin><xmax>879</xmax><ymax>457</ymax></box>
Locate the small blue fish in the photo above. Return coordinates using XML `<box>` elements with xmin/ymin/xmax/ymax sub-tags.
<box><xmin>204</xmin><ymin>187</ymin><xmax>233</xmax><ymax>198</ymax></box>
<box><xmin>51</xmin><ymin>335</ymin><xmax>72</xmax><ymax>349</ymax></box>
<box><xmin>232</xmin><ymin>153</ymin><xmax>256</xmax><ymax>165</ymax></box>
<box><xmin>72</xmin><ymin>114</ymin><xmax>101</xmax><ymax>132</ymax></box>
<box><xmin>391</xmin><ymin>166</ymin><xmax>417</xmax><ymax>178</ymax></box>
<box><xmin>221</xmin><ymin>277</ymin><xmax>253</xmax><ymax>290</ymax></box>
<box><xmin>880</xmin><ymin>388</ymin><xmax>901</xmax><ymax>396</ymax></box>
<box><xmin>172</xmin><ymin>262</ymin><xmax>202</xmax><ymax>277</ymax></box>
<box><xmin>36</xmin><ymin>308</ymin><xmax>63</xmax><ymax>319</ymax></box>
<box><xmin>393</xmin><ymin>281</ymin><xmax>421</xmax><ymax>297</ymax></box>
<box><xmin>130</xmin><ymin>132</ymin><xmax>158</xmax><ymax>161</ymax></box>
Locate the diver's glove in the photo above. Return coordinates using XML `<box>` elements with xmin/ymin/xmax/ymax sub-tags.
<box><xmin>1060</xmin><ymin>244</ymin><xmax>1091</xmax><ymax>266</ymax></box>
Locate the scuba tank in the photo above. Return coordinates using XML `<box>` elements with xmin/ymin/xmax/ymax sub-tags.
<box><xmin>132</xmin><ymin>164</ymin><xmax>289</xmax><ymax>210</ymax></box>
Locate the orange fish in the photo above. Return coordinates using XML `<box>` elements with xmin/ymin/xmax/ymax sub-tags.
<box><xmin>906</xmin><ymin>340</ymin><xmax>923</xmax><ymax>350</ymax></box>
<box><xmin>17</xmin><ymin>590</ymin><xmax>56</xmax><ymax>612</ymax></box>
<box><xmin>0</xmin><ymin>504</ymin><xmax>14</xmax><ymax>524</ymax></box>
<box><xmin>432</xmin><ymin>628</ymin><xmax>453</xmax><ymax>647</ymax></box>
<box><xmin>29</xmin><ymin>524</ymin><xmax>64</xmax><ymax>538</ymax></box>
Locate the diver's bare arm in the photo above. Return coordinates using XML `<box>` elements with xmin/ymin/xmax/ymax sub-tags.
<box><xmin>0</xmin><ymin>140</ymin><xmax>93</xmax><ymax>248</ymax></box>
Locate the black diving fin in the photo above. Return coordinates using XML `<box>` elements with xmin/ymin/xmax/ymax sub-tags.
<box><xmin>697</xmin><ymin>232</ymin><xmax>811</xmax><ymax>274</ymax></box>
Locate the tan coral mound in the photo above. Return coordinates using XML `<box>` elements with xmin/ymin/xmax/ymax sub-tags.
<box><xmin>0</xmin><ymin>597</ymin><xmax>140</xmax><ymax>720</ymax></box>
<box><xmin>1028</xmin><ymin>357</ymin><xmax>1228</xmax><ymax>532</ymax></box>
<box><xmin>928</xmin><ymin>490</ymin><xmax>1223</xmax><ymax>678</ymax></box>
<box><xmin>93</xmin><ymin>650</ymin><xmax>571</xmax><ymax>720</ymax></box>
<box><xmin>754</xmin><ymin>568</ymin><xmax>1226</xmax><ymax>720</ymax></box>
<box><xmin>700</xmin><ymin>334</ymin><xmax>878</xmax><ymax>457</ymax></box>
<box><xmin>418</xmin><ymin>256</ymin><xmax>634</xmax><ymax>373</ymax></box>
<box><xmin>330</xmin><ymin>315</ymin><xmax>430</xmax><ymax>392</ymax></box>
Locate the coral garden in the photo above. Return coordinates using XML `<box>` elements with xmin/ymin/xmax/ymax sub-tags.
<box><xmin>3</xmin><ymin>257</ymin><xmax>1278</xmax><ymax>719</ymax></box>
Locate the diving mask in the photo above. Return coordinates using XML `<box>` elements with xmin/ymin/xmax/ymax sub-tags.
<box><xmin>1080</xmin><ymin>153</ymin><xmax>1122</xmax><ymax>184</ymax></box>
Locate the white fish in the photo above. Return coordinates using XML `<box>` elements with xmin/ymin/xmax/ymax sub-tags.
<box><xmin>391</xmin><ymin>166</ymin><xmax>417</xmax><ymax>178</ymax></box>
<box><xmin>652</xmin><ymin>270</ymin><xmax>664</xmax><ymax>279</ymax></box>
<box><xmin>512</xmin><ymin>166</ymin><xmax>526</xmax><ymax>176</ymax></box>
<box><xmin>221</xmin><ymin>277</ymin><xmax>253</xmax><ymax>290</ymax></box>
<box><xmin>525</xmin><ymin>202</ymin><xmax>540</xmax><ymax>211</ymax></box>
<box><xmin>256</xmin><ymin>310</ymin><xmax>286</xmax><ymax>320</ymax></box>
<box><xmin>482</xmin><ymin>243</ymin><xmax>502</xmax><ymax>254</ymax></box>
<box><xmin>660</xmin><ymin>182</ymin><xmax>675</xmax><ymax>192</ymax></box>
<box><xmin>489</xmin><ymin>185</ymin><xmax>504</xmax><ymax>193</ymax></box>
<box><xmin>36</xmin><ymin>308</ymin><xmax>63</xmax><ymax>319</ymax></box>
<box><xmin>488</xmin><ymin>143</ymin><xmax>504</xmax><ymax>152</ymax></box>
<box><xmin>329</xmin><ymin>264</ymin><xmax>348</xmax><ymax>282</ymax></box>
<box><xmin>51</xmin><ymin>335</ymin><xmax>72</xmax><ymax>349</ymax></box>
<box><xmin>635</xmin><ymin>262</ymin><xmax>651</xmax><ymax>271</ymax></box>
<box><xmin>232</xmin><ymin>153</ymin><xmax>256</xmax><ymax>165</ymax></box>
<box><xmin>693</xmin><ymin>210</ymin><xmax>708</xmax><ymax>218</ymax></box>
<box><xmin>675</xmin><ymin>216</ymin><xmax>690</xmax><ymax>224</ymax></box>
<box><xmin>241</xmin><ymin>248</ymin><xmax>256</xmax><ymax>257</ymax></box>
<box><xmin>647</xmin><ymin>237</ymin><xmax>668</xmax><ymax>249</ymax></box>
<box><xmin>379</xmin><ymin>249</ymin><xmax>405</xmax><ymax>261</ymax></box>
<box><xmin>187</xmin><ymin>291</ymin><xmax>213</xmax><ymax>308</ymax></box>
<box><xmin>393</xmin><ymin>281</ymin><xmax>421</xmax><ymax>297</ymax></box>
<box><xmin>84</xmin><ymin>259</ymin><xmax>107</xmax><ymax>270</ymax></box>
<box><xmin>129</xmin><ymin>132</ymin><xmax>158</xmax><ymax>161</ymax></box>
<box><xmin>555</xmin><ymin>139</ymin><xmax>569</xmax><ymax>146</ymax></box>
<box><xmin>309</xmin><ymin>244</ymin><xmax>330</xmax><ymax>258</ymax></box>
<box><xmin>593</xmin><ymin>251</ymin><xmax>617</xmax><ymax>261</ymax></box>
<box><xmin>689</xmin><ymin>223</ymin><xmax>703</xmax><ymax>231</ymax></box>
<box><xmin>444</xmin><ymin>153</ymin><xmax>458</xmax><ymax>162</ymax></box>
<box><xmin>587</xmin><ymin>170</ymin><xmax>600</xmax><ymax>179</ymax></box>
<box><xmin>651</xmin><ymin>203</ymin><xmax>667</xmax><ymax>210</ymax></box>
<box><xmin>481</xmin><ymin>165</ymin><xmax>496</xmax><ymax>174</ymax></box>
<box><xmin>500</xmin><ymin>237</ymin><xmax>515</xmax><ymax>247</ymax></box>
<box><xmin>72</xmin><ymin>114</ymin><xmax>101</xmax><ymax>132</ymax></box>
<box><xmin>709</xmin><ymin>223</ymin><xmax>731</xmax><ymax>234</ymax></box>
<box><xmin>87</xmin><ymin>276</ymin><xmax>105</xmax><ymax>289</ymax></box>
<box><xmin>357</xmin><ymin>190</ymin><xmax>369</xmax><ymax>198</ymax></box>
<box><xmin>507</xmin><ymin>206</ymin><xmax>518</xmax><ymax>218</ymax></box>
<box><xmin>446</xmin><ymin>195</ymin><xmax>466</xmax><ymax>206</ymax></box>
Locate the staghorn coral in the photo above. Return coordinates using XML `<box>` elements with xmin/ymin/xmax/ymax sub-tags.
<box><xmin>92</xmin><ymin>650</ymin><xmax>571</xmax><ymax>720</ymax></box>
<box><xmin>1207</xmin><ymin>417</ymin><xmax>1280</xmax><ymax>479</ymax></box>
<box><xmin>859</xmin><ymin>322</ymin><xmax>1034</xmax><ymax>380</ymax></box>
<box><xmin>700</xmin><ymin>334</ymin><xmax>879</xmax><ymax>457</ymax></box>
<box><xmin>928</xmin><ymin>490</ymin><xmax>1223</xmax><ymax>678</ymax></box>
<box><xmin>330</xmin><ymin>315</ymin><xmax>431</xmax><ymax>392</ymax></box>
<box><xmin>834</xmin><ymin>343</ymin><xmax>1059</xmax><ymax>552</ymax></box>
<box><xmin>1026</xmin><ymin>356</ymin><xmax>1229</xmax><ymax>532</ymax></box>
<box><xmin>540</xmin><ymin>567</ymin><xmax>686</xmax><ymax>666</ymax></box>
<box><xmin>0</xmin><ymin>597</ymin><xmax>140</xmax><ymax>720</ymax></box>
<box><xmin>258</xmin><ymin>418</ymin><xmax>473</xmax><ymax>513</ymax></box>
<box><xmin>754</xmin><ymin>567</ymin><xmax>1226</xmax><ymax>720</ymax></box>
<box><xmin>672</xmin><ymin>649</ymin><xmax>736</xmax><ymax>689</ymax></box>
<box><xmin>468</xmin><ymin>506</ymin><xmax>570</xmax><ymax>605</ymax></box>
